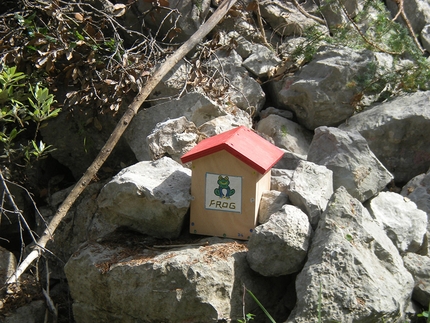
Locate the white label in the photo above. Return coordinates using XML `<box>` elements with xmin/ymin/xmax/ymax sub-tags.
<box><xmin>205</xmin><ymin>173</ymin><xmax>242</xmax><ymax>213</ymax></box>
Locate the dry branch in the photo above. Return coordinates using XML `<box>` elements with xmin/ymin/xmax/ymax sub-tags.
<box><xmin>392</xmin><ymin>0</ymin><xmax>424</xmax><ymax>53</ymax></box>
<box><xmin>6</xmin><ymin>0</ymin><xmax>237</xmax><ymax>285</ymax></box>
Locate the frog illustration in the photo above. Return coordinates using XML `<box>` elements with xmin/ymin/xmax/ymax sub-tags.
<box><xmin>214</xmin><ymin>175</ymin><xmax>235</xmax><ymax>199</ymax></box>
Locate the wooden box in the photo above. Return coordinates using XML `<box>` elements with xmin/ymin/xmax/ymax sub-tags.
<box><xmin>181</xmin><ymin>126</ymin><xmax>283</xmax><ymax>240</ymax></box>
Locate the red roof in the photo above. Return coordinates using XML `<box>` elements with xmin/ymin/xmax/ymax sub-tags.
<box><xmin>181</xmin><ymin>126</ymin><xmax>284</xmax><ymax>174</ymax></box>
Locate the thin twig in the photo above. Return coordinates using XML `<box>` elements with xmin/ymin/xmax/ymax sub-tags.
<box><xmin>391</xmin><ymin>0</ymin><xmax>424</xmax><ymax>53</ymax></box>
<box><xmin>337</xmin><ymin>0</ymin><xmax>402</xmax><ymax>55</ymax></box>
<box><xmin>0</xmin><ymin>170</ymin><xmax>39</xmax><ymax>245</ymax></box>
<box><xmin>255</xmin><ymin>0</ymin><xmax>273</xmax><ymax>50</ymax></box>
<box><xmin>152</xmin><ymin>241</ymin><xmax>209</xmax><ymax>249</ymax></box>
<box><xmin>290</xmin><ymin>0</ymin><xmax>326</xmax><ymax>25</ymax></box>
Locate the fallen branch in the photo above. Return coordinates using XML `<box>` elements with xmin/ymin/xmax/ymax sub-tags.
<box><xmin>6</xmin><ymin>0</ymin><xmax>237</xmax><ymax>285</ymax></box>
<box><xmin>337</xmin><ymin>0</ymin><xmax>402</xmax><ymax>56</ymax></box>
<box><xmin>290</xmin><ymin>0</ymin><xmax>325</xmax><ymax>25</ymax></box>
<box><xmin>392</xmin><ymin>0</ymin><xmax>424</xmax><ymax>53</ymax></box>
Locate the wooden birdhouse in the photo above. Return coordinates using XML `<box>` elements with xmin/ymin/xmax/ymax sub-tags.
<box><xmin>181</xmin><ymin>126</ymin><xmax>284</xmax><ymax>240</ymax></box>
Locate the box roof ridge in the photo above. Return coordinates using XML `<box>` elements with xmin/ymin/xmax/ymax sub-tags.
<box><xmin>181</xmin><ymin>126</ymin><xmax>283</xmax><ymax>174</ymax></box>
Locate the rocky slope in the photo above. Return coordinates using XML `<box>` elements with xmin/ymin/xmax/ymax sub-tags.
<box><xmin>1</xmin><ymin>0</ymin><xmax>430</xmax><ymax>322</ymax></box>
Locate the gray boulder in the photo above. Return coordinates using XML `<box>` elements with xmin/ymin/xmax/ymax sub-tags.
<box><xmin>401</xmin><ymin>171</ymin><xmax>430</xmax><ymax>216</ymax></box>
<box><xmin>242</xmin><ymin>44</ymin><xmax>281</xmax><ymax>78</ymax></box>
<box><xmin>273</xmin><ymin>46</ymin><xmax>375</xmax><ymax>130</ymax></box>
<box><xmin>217</xmin><ymin>31</ymin><xmax>254</xmax><ymax>59</ymax></box>
<box><xmin>247</xmin><ymin>205</ymin><xmax>313</xmax><ymax>277</ymax></box>
<box><xmin>65</xmin><ymin>236</ymin><xmax>289</xmax><ymax>323</ymax></box>
<box><xmin>204</xmin><ymin>50</ymin><xmax>266</xmax><ymax>113</ymax></box>
<box><xmin>97</xmin><ymin>157</ymin><xmax>192</xmax><ymax>239</ymax></box>
<box><xmin>257</xmin><ymin>115</ymin><xmax>313</xmax><ymax>158</ymax></box>
<box><xmin>147</xmin><ymin>117</ymin><xmax>199</xmax><ymax>163</ymax></box>
<box><xmin>260</xmin><ymin>106</ymin><xmax>294</xmax><ymax>120</ymax></box>
<box><xmin>288</xmin><ymin>160</ymin><xmax>333</xmax><ymax>227</ymax></box>
<box><xmin>339</xmin><ymin>91</ymin><xmax>430</xmax><ymax>183</ymax></box>
<box><xmin>307</xmin><ymin>126</ymin><xmax>393</xmax><ymax>202</ymax></box>
<box><xmin>403</xmin><ymin>253</ymin><xmax>430</xmax><ymax>307</ymax></box>
<box><xmin>39</xmin><ymin>181</ymin><xmax>115</xmax><ymax>279</ymax></box>
<box><xmin>197</xmin><ymin>110</ymin><xmax>252</xmax><ymax>138</ymax></box>
<box><xmin>274</xmin><ymin>149</ymin><xmax>306</xmax><ymax>171</ymax></box>
<box><xmin>421</xmin><ymin>24</ymin><xmax>430</xmax><ymax>52</ymax></box>
<box><xmin>125</xmin><ymin>92</ymin><xmax>225</xmax><ymax>161</ymax></box>
<box><xmin>259</xmin><ymin>0</ymin><xmax>325</xmax><ymax>36</ymax></box>
<box><xmin>386</xmin><ymin>0</ymin><xmax>430</xmax><ymax>35</ymax></box>
<box><xmin>401</xmin><ymin>171</ymin><xmax>430</xmax><ymax>254</ymax></box>
<box><xmin>287</xmin><ymin>187</ymin><xmax>414</xmax><ymax>322</ymax></box>
<box><xmin>271</xmin><ymin>168</ymin><xmax>295</xmax><ymax>193</ymax></box>
<box><xmin>318</xmin><ymin>0</ymin><xmax>356</xmax><ymax>27</ymax></box>
<box><xmin>40</xmin><ymin>104</ymin><xmax>136</xmax><ymax>179</ymax></box>
<box><xmin>136</xmin><ymin>0</ymin><xmax>212</xmax><ymax>43</ymax></box>
<box><xmin>148</xmin><ymin>60</ymin><xmax>191</xmax><ymax>104</ymax></box>
<box><xmin>367</xmin><ymin>192</ymin><xmax>427</xmax><ymax>254</ymax></box>
<box><xmin>258</xmin><ymin>190</ymin><xmax>289</xmax><ymax>224</ymax></box>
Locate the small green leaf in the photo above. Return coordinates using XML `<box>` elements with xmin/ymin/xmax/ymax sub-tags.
<box><xmin>74</xmin><ymin>30</ymin><xmax>85</xmax><ymax>41</ymax></box>
<box><xmin>281</xmin><ymin>125</ymin><xmax>288</xmax><ymax>137</ymax></box>
<box><xmin>245</xmin><ymin>288</ymin><xmax>276</xmax><ymax>323</ymax></box>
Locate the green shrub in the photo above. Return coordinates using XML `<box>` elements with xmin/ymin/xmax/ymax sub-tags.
<box><xmin>0</xmin><ymin>65</ymin><xmax>60</xmax><ymax>165</ymax></box>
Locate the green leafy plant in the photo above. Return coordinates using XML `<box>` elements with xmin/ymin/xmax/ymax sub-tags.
<box><xmin>291</xmin><ymin>0</ymin><xmax>430</xmax><ymax>105</ymax></box>
<box><xmin>28</xmin><ymin>83</ymin><xmax>60</xmax><ymax>135</ymax></box>
<box><xmin>418</xmin><ymin>302</ymin><xmax>430</xmax><ymax>323</ymax></box>
<box><xmin>0</xmin><ymin>64</ymin><xmax>60</xmax><ymax>164</ymax></box>
<box><xmin>281</xmin><ymin>125</ymin><xmax>288</xmax><ymax>137</ymax></box>
<box><xmin>238</xmin><ymin>313</ymin><xmax>255</xmax><ymax>323</ymax></box>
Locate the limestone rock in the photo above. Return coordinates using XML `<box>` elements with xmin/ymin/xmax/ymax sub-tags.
<box><xmin>39</xmin><ymin>181</ymin><xmax>115</xmax><ymax>279</ymax></box>
<box><xmin>401</xmin><ymin>171</ymin><xmax>430</xmax><ymax>254</ymax></box>
<box><xmin>257</xmin><ymin>114</ymin><xmax>313</xmax><ymax>158</ymax></box>
<box><xmin>421</xmin><ymin>24</ymin><xmax>430</xmax><ymax>52</ymax></box>
<box><xmin>259</xmin><ymin>0</ymin><xmax>324</xmax><ymax>36</ymax></box>
<box><xmin>287</xmin><ymin>187</ymin><xmax>414</xmax><ymax>322</ymax></box>
<box><xmin>274</xmin><ymin>46</ymin><xmax>375</xmax><ymax>130</ymax></box>
<box><xmin>386</xmin><ymin>0</ymin><xmax>430</xmax><ymax>35</ymax></box>
<box><xmin>367</xmin><ymin>192</ymin><xmax>427</xmax><ymax>254</ymax></box>
<box><xmin>258</xmin><ymin>190</ymin><xmax>289</xmax><ymax>224</ymax></box>
<box><xmin>247</xmin><ymin>205</ymin><xmax>313</xmax><ymax>276</ymax></box>
<box><xmin>136</xmin><ymin>0</ymin><xmax>212</xmax><ymax>43</ymax></box>
<box><xmin>288</xmin><ymin>160</ymin><xmax>333</xmax><ymax>227</ymax></box>
<box><xmin>65</xmin><ymin>235</ymin><xmax>289</xmax><ymax>323</ymax></box>
<box><xmin>318</xmin><ymin>0</ymin><xmax>361</xmax><ymax>28</ymax></box>
<box><xmin>242</xmin><ymin>44</ymin><xmax>281</xmax><ymax>78</ymax></box>
<box><xmin>97</xmin><ymin>157</ymin><xmax>192</xmax><ymax>239</ymax></box>
<box><xmin>147</xmin><ymin>117</ymin><xmax>199</xmax><ymax>163</ymax></box>
<box><xmin>148</xmin><ymin>60</ymin><xmax>191</xmax><ymax>104</ymax></box>
<box><xmin>125</xmin><ymin>92</ymin><xmax>225</xmax><ymax>161</ymax></box>
<box><xmin>274</xmin><ymin>149</ymin><xmax>305</xmax><ymax>170</ymax></box>
<box><xmin>259</xmin><ymin>106</ymin><xmax>294</xmax><ymax>120</ymax></box>
<box><xmin>271</xmin><ymin>168</ymin><xmax>294</xmax><ymax>193</ymax></box>
<box><xmin>40</xmin><ymin>104</ymin><xmax>136</xmax><ymax>179</ymax></box>
<box><xmin>307</xmin><ymin>126</ymin><xmax>393</xmax><ymax>202</ymax></box>
<box><xmin>402</xmin><ymin>171</ymin><xmax>430</xmax><ymax>216</ymax></box>
<box><xmin>403</xmin><ymin>253</ymin><xmax>430</xmax><ymax>307</ymax></box>
<box><xmin>205</xmin><ymin>50</ymin><xmax>266</xmax><ymax>113</ymax></box>
<box><xmin>339</xmin><ymin>91</ymin><xmax>430</xmax><ymax>183</ymax></box>
<box><xmin>197</xmin><ymin>110</ymin><xmax>252</xmax><ymax>138</ymax></box>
